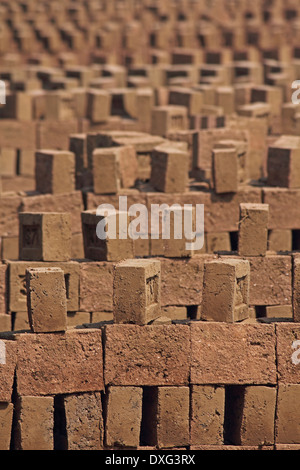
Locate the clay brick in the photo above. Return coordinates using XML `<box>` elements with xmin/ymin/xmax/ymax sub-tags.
<box><xmin>110</xmin><ymin>88</ymin><xmax>137</xmax><ymax>119</ymax></box>
<box><xmin>13</xmin><ymin>396</ymin><xmax>54</xmax><ymax>450</ymax></box>
<box><xmin>0</xmin><ymin>92</ymin><xmax>32</xmax><ymax>121</ymax></box>
<box><xmin>276</xmin><ymin>385</ymin><xmax>300</xmax><ymax>444</ymax></box>
<box><xmin>268</xmin><ymin>229</ymin><xmax>292</xmax><ymax>252</ymax></box>
<box><xmin>35</xmin><ymin>150</ymin><xmax>75</xmax><ymax>195</ymax></box>
<box><xmin>0</xmin><ymin>263</ymin><xmax>7</xmax><ymax>313</ymax></box>
<box><xmin>161</xmin><ymin>306</ymin><xmax>187</xmax><ymax>321</ymax></box>
<box><xmin>276</xmin><ymin>324</ymin><xmax>300</xmax><ymax>384</ymax></box>
<box><xmin>212</xmin><ymin>148</ymin><xmax>238</xmax><ymax>194</ymax></box>
<box><xmin>294</xmin><ymin>256</ymin><xmax>300</xmax><ymax>322</ymax></box>
<box><xmin>26</xmin><ymin>267</ymin><xmax>67</xmax><ymax>333</ymax></box>
<box><xmin>92</xmin><ymin>146</ymin><xmax>138</xmax><ymax>194</ymax></box>
<box><xmin>79</xmin><ymin>261</ymin><xmax>113</xmax><ymax>312</ymax></box>
<box><xmin>169</xmin><ymin>87</ymin><xmax>203</xmax><ymax>115</ymax></box>
<box><xmin>91</xmin><ymin>311</ymin><xmax>113</xmax><ymax>323</ymax></box>
<box><xmin>206</xmin><ymin>232</ymin><xmax>231</xmax><ymax>253</ymax></box>
<box><xmin>0</xmin><ymin>121</ymin><xmax>36</xmax><ymax>150</ymax></box>
<box><xmin>201</xmin><ymin>259</ymin><xmax>250</xmax><ymax>323</ymax></box>
<box><xmin>263</xmin><ymin>188</ymin><xmax>300</xmax><ymax>230</ymax></box>
<box><xmin>150</xmin><ymin>146</ymin><xmax>189</xmax><ymax>193</ymax></box>
<box><xmin>104</xmin><ymin>324</ymin><xmax>190</xmax><ymax>386</ymax></box>
<box><xmin>113</xmin><ymin>259</ymin><xmax>161</xmax><ymax>325</ymax></box>
<box><xmin>0</xmin><ymin>403</ymin><xmax>13</xmax><ymax>450</ymax></box>
<box><xmin>67</xmin><ymin>312</ymin><xmax>91</xmax><ymax>328</ymax></box>
<box><xmin>142</xmin><ymin>386</ymin><xmax>189</xmax><ymax>448</ymax></box>
<box><xmin>238</xmin><ymin>203</ymin><xmax>269</xmax><ymax>256</ymax></box>
<box><xmin>265</xmin><ymin>305</ymin><xmax>292</xmax><ymax>319</ymax></box>
<box><xmin>225</xmin><ymin>386</ymin><xmax>276</xmax><ymax>446</ymax></box>
<box><xmin>86</xmin><ymin>89</ymin><xmax>111</xmax><ymax>123</ymax></box>
<box><xmin>69</xmin><ymin>133</ymin><xmax>88</xmax><ymax>173</ymax></box>
<box><xmin>0</xmin><ymin>194</ymin><xmax>23</xmax><ymax>238</ymax></box>
<box><xmin>105</xmin><ymin>386</ymin><xmax>143</xmax><ymax>448</ymax></box>
<box><xmin>0</xmin><ymin>314</ymin><xmax>10</xmax><ymax>332</ymax></box>
<box><xmin>151</xmin><ymin>106</ymin><xmax>188</xmax><ymax>136</ymax></box>
<box><xmin>267</xmin><ymin>137</ymin><xmax>300</xmax><ymax>188</ymax></box>
<box><xmin>19</xmin><ymin>212</ymin><xmax>72</xmax><ymax>261</ymax></box>
<box><xmin>12</xmin><ymin>311</ymin><xmax>29</xmax><ymax>332</ymax></box>
<box><xmin>190</xmin><ymin>385</ymin><xmax>225</xmax><ymax>445</ymax></box>
<box><xmin>190</xmin><ymin>322</ymin><xmax>276</xmax><ymax>385</ymax></box>
<box><xmin>0</xmin><ymin>339</ymin><xmax>17</xmax><ymax>401</ymax></box>
<box><xmin>1</xmin><ymin>236</ymin><xmax>19</xmax><ymax>261</ymax></box>
<box><xmin>81</xmin><ymin>209</ymin><xmax>134</xmax><ymax>261</ymax></box>
<box><xmin>9</xmin><ymin>260</ymin><xmax>79</xmax><ymax>313</ymax></box>
<box><xmin>57</xmin><ymin>392</ymin><xmax>103</xmax><ymax>450</ymax></box>
<box><xmin>16</xmin><ymin>329</ymin><xmax>104</xmax><ymax>396</ymax></box>
<box><xmin>0</xmin><ymin>148</ymin><xmax>17</xmax><ymax>177</ymax></box>
<box><xmin>37</xmin><ymin>120</ymin><xmax>78</xmax><ymax>150</ymax></box>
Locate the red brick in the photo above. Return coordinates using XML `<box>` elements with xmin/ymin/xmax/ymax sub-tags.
<box><xmin>79</xmin><ymin>261</ymin><xmax>114</xmax><ymax>312</ymax></box>
<box><xmin>104</xmin><ymin>324</ymin><xmax>190</xmax><ymax>386</ymax></box>
<box><xmin>190</xmin><ymin>322</ymin><xmax>276</xmax><ymax>385</ymax></box>
<box><xmin>16</xmin><ymin>329</ymin><xmax>104</xmax><ymax>396</ymax></box>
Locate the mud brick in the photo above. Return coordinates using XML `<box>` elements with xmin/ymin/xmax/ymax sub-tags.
<box><xmin>151</xmin><ymin>106</ymin><xmax>188</xmax><ymax>136</ymax></box>
<box><xmin>20</xmin><ymin>191</ymin><xmax>83</xmax><ymax>234</ymax></box>
<box><xmin>19</xmin><ymin>212</ymin><xmax>72</xmax><ymax>262</ymax></box>
<box><xmin>268</xmin><ymin>229</ymin><xmax>292</xmax><ymax>252</ymax></box>
<box><xmin>0</xmin><ymin>339</ymin><xmax>18</xmax><ymax>401</ymax></box>
<box><xmin>18</xmin><ymin>149</ymin><xmax>35</xmax><ymax>177</ymax></box>
<box><xmin>104</xmin><ymin>324</ymin><xmax>190</xmax><ymax>386</ymax></box>
<box><xmin>35</xmin><ymin>150</ymin><xmax>75</xmax><ymax>194</ymax></box>
<box><xmin>250</xmin><ymin>85</ymin><xmax>283</xmax><ymax>116</ymax></box>
<box><xmin>212</xmin><ymin>148</ymin><xmax>238</xmax><ymax>194</ymax></box>
<box><xmin>265</xmin><ymin>305</ymin><xmax>292</xmax><ymax>319</ymax></box>
<box><xmin>0</xmin><ymin>91</ymin><xmax>32</xmax><ymax>121</ymax></box>
<box><xmin>276</xmin><ymin>385</ymin><xmax>300</xmax><ymax>444</ymax></box>
<box><xmin>69</xmin><ymin>133</ymin><xmax>88</xmax><ymax>173</ymax></box>
<box><xmin>9</xmin><ymin>260</ymin><xmax>79</xmax><ymax>313</ymax></box>
<box><xmin>12</xmin><ymin>311</ymin><xmax>29</xmax><ymax>331</ymax></box>
<box><xmin>190</xmin><ymin>385</ymin><xmax>225</xmax><ymax>445</ymax></box>
<box><xmin>161</xmin><ymin>306</ymin><xmax>187</xmax><ymax>320</ymax></box>
<box><xmin>26</xmin><ymin>267</ymin><xmax>67</xmax><ymax>333</ymax></box>
<box><xmin>245</xmin><ymin>255</ymin><xmax>292</xmax><ymax>306</ymax></box>
<box><xmin>168</xmin><ymin>87</ymin><xmax>203</xmax><ymax>116</ymax></box>
<box><xmin>37</xmin><ymin>120</ymin><xmax>78</xmax><ymax>150</ymax></box>
<box><xmin>86</xmin><ymin>89</ymin><xmax>111</xmax><ymax>124</ymax></box>
<box><xmin>91</xmin><ymin>311</ymin><xmax>113</xmax><ymax>323</ymax></box>
<box><xmin>293</xmin><ymin>256</ymin><xmax>300</xmax><ymax>322</ymax></box>
<box><xmin>225</xmin><ymin>386</ymin><xmax>276</xmax><ymax>446</ymax></box>
<box><xmin>79</xmin><ymin>261</ymin><xmax>114</xmax><ymax>312</ymax></box>
<box><xmin>263</xmin><ymin>188</ymin><xmax>300</xmax><ymax>230</ymax></box>
<box><xmin>67</xmin><ymin>312</ymin><xmax>91</xmax><ymax>328</ymax></box>
<box><xmin>214</xmin><ymin>138</ymin><xmax>248</xmax><ymax>184</ymax></box>
<box><xmin>136</xmin><ymin>88</ymin><xmax>155</xmax><ymax>133</ymax></box>
<box><xmin>166</xmin><ymin>129</ymin><xmax>199</xmax><ymax>172</ymax></box>
<box><xmin>237</xmin><ymin>102</ymin><xmax>271</xmax><ymax>118</ymax></box>
<box><xmin>57</xmin><ymin>392</ymin><xmax>103</xmax><ymax>450</ymax></box>
<box><xmin>113</xmin><ymin>259</ymin><xmax>161</xmax><ymax>325</ymax></box>
<box><xmin>206</xmin><ymin>232</ymin><xmax>231</xmax><ymax>253</ymax></box>
<box><xmin>0</xmin><ymin>235</ymin><xmax>18</xmax><ymax>260</ymax></box>
<box><xmin>81</xmin><ymin>209</ymin><xmax>134</xmax><ymax>261</ymax></box>
<box><xmin>0</xmin><ymin>194</ymin><xmax>22</xmax><ymax>237</ymax></box>
<box><xmin>16</xmin><ymin>328</ymin><xmax>104</xmax><ymax>396</ymax></box>
<box><xmin>0</xmin><ymin>403</ymin><xmax>13</xmax><ymax>450</ymax></box>
<box><xmin>71</xmin><ymin>232</ymin><xmax>84</xmax><ymax>259</ymax></box>
<box><xmin>171</xmin><ymin>48</ymin><xmax>203</xmax><ymax>65</ymax></box>
<box><xmin>13</xmin><ymin>396</ymin><xmax>54</xmax><ymax>450</ymax></box>
<box><xmin>93</xmin><ymin>145</ymin><xmax>138</xmax><ymax>194</ymax></box>
<box><xmin>0</xmin><ymin>264</ymin><xmax>7</xmax><ymax>313</ymax></box>
<box><xmin>267</xmin><ymin>139</ymin><xmax>300</xmax><ymax>188</ymax></box>
<box><xmin>190</xmin><ymin>322</ymin><xmax>276</xmax><ymax>385</ymax></box>
<box><xmin>276</xmin><ymin>323</ymin><xmax>300</xmax><ymax>384</ymax></box>
<box><xmin>0</xmin><ymin>148</ymin><xmax>17</xmax><ymax>177</ymax></box>
<box><xmin>44</xmin><ymin>91</ymin><xmax>74</xmax><ymax>121</ymax></box>
<box><xmin>150</xmin><ymin>146</ymin><xmax>189</xmax><ymax>193</ymax></box>
<box><xmin>0</xmin><ymin>121</ymin><xmax>36</xmax><ymax>150</ymax></box>
<box><xmin>0</xmin><ymin>312</ymin><xmax>10</xmax><ymax>331</ymax></box>
<box><xmin>110</xmin><ymin>88</ymin><xmax>137</xmax><ymax>119</ymax></box>
<box><xmin>202</xmin><ymin>259</ymin><xmax>250</xmax><ymax>323</ymax></box>
<box><xmin>105</xmin><ymin>386</ymin><xmax>143</xmax><ymax>448</ymax></box>
<box><xmin>215</xmin><ymin>86</ymin><xmax>235</xmax><ymax>114</ymax></box>
<box><xmin>142</xmin><ymin>386</ymin><xmax>189</xmax><ymax>448</ymax></box>
<box><xmin>65</xmin><ymin>66</ymin><xmax>94</xmax><ymax>87</ymax></box>
<box><xmin>238</xmin><ymin>203</ymin><xmax>269</xmax><ymax>256</ymax></box>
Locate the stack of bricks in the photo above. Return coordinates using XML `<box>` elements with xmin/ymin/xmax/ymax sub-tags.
<box><xmin>1</xmin><ymin>0</ymin><xmax>300</xmax><ymax>451</ymax></box>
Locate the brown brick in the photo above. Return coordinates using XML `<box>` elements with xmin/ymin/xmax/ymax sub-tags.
<box><xmin>0</xmin><ymin>403</ymin><xmax>13</xmax><ymax>450</ymax></box>
<box><xmin>142</xmin><ymin>386</ymin><xmax>189</xmax><ymax>448</ymax></box>
<box><xmin>225</xmin><ymin>386</ymin><xmax>276</xmax><ymax>446</ymax></box>
<box><xmin>263</xmin><ymin>188</ymin><xmax>300</xmax><ymax>230</ymax></box>
<box><xmin>35</xmin><ymin>150</ymin><xmax>75</xmax><ymax>195</ymax></box>
<box><xmin>268</xmin><ymin>229</ymin><xmax>292</xmax><ymax>252</ymax></box>
<box><xmin>150</xmin><ymin>146</ymin><xmax>189</xmax><ymax>193</ymax></box>
<box><xmin>13</xmin><ymin>396</ymin><xmax>54</xmax><ymax>450</ymax></box>
<box><xmin>16</xmin><ymin>329</ymin><xmax>104</xmax><ymax>396</ymax></box>
<box><xmin>0</xmin><ymin>314</ymin><xmax>10</xmax><ymax>331</ymax></box>
<box><xmin>276</xmin><ymin>385</ymin><xmax>300</xmax><ymax>444</ymax></box>
<box><xmin>238</xmin><ymin>203</ymin><xmax>269</xmax><ymax>256</ymax></box>
<box><xmin>79</xmin><ymin>261</ymin><xmax>113</xmax><ymax>312</ymax></box>
<box><xmin>37</xmin><ymin>120</ymin><xmax>78</xmax><ymax>150</ymax></box>
<box><xmin>0</xmin><ymin>121</ymin><xmax>36</xmax><ymax>150</ymax></box>
<box><xmin>105</xmin><ymin>386</ymin><xmax>143</xmax><ymax>448</ymax></box>
<box><xmin>0</xmin><ymin>148</ymin><xmax>17</xmax><ymax>177</ymax></box>
<box><xmin>206</xmin><ymin>232</ymin><xmax>231</xmax><ymax>253</ymax></box>
<box><xmin>151</xmin><ymin>105</ymin><xmax>188</xmax><ymax>136</ymax></box>
<box><xmin>267</xmin><ymin>137</ymin><xmax>300</xmax><ymax>188</ymax></box>
<box><xmin>276</xmin><ymin>324</ymin><xmax>300</xmax><ymax>384</ymax></box>
<box><xmin>190</xmin><ymin>322</ymin><xmax>276</xmax><ymax>385</ymax></box>
<box><xmin>12</xmin><ymin>311</ymin><xmax>29</xmax><ymax>332</ymax></box>
<box><xmin>190</xmin><ymin>385</ymin><xmax>225</xmax><ymax>445</ymax></box>
<box><xmin>0</xmin><ymin>263</ymin><xmax>7</xmax><ymax>313</ymax></box>
<box><xmin>0</xmin><ymin>194</ymin><xmax>22</xmax><ymax>237</ymax></box>
<box><xmin>26</xmin><ymin>267</ymin><xmax>67</xmax><ymax>333</ymax></box>
<box><xmin>265</xmin><ymin>305</ymin><xmax>292</xmax><ymax>319</ymax></box>
<box><xmin>0</xmin><ymin>339</ymin><xmax>17</xmax><ymax>401</ymax></box>
<box><xmin>58</xmin><ymin>392</ymin><xmax>103</xmax><ymax>450</ymax></box>
<box><xmin>19</xmin><ymin>212</ymin><xmax>72</xmax><ymax>261</ymax></box>
<box><xmin>212</xmin><ymin>148</ymin><xmax>238</xmax><ymax>194</ymax></box>
<box><xmin>104</xmin><ymin>324</ymin><xmax>190</xmax><ymax>386</ymax></box>
<box><xmin>86</xmin><ymin>89</ymin><xmax>111</xmax><ymax>123</ymax></box>
<box><xmin>294</xmin><ymin>256</ymin><xmax>300</xmax><ymax>322</ymax></box>
<box><xmin>91</xmin><ymin>311</ymin><xmax>113</xmax><ymax>323</ymax></box>
<box><xmin>1</xmin><ymin>236</ymin><xmax>19</xmax><ymax>261</ymax></box>
<box><xmin>9</xmin><ymin>260</ymin><xmax>79</xmax><ymax>313</ymax></box>
<box><xmin>113</xmin><ymin>259</ymin><xmax>161</xmax><ymax>325</ymax></box>
<box><xmin>67</xmin><ymin>312</ymin><xmax>91</xmax><ymax>328</ymax></box>
<box><xmin>201</xmin><ymin>259</ymin><xmax>250</xmax><ymax>323</ymax></box>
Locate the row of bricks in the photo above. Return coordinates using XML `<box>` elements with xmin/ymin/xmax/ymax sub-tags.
<box><xmin>1</xmin><ymin>383</ymin><xmax>300</xmax><ymax>450</ymax></box>
<box><xmin>1</xmin><ymin>321</ymin><xmax>300</xmax><ymax>400</ymax></box>
<box><xmin>0</xmin><ymin>252</ymin><xmax>294</xmax><ymax>314</ymax></box>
